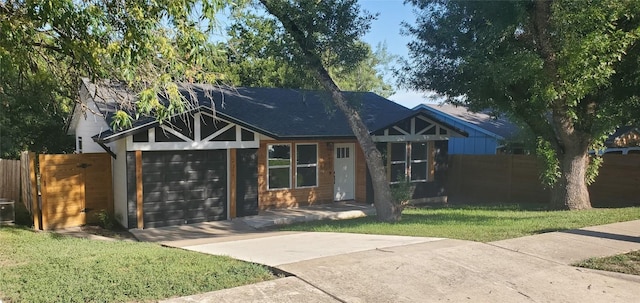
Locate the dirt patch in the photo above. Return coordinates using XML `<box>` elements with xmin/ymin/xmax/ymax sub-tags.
<box><xmin>80</xmin><ymin>225</ymin><xmax>137</xmax><ymax>241</ymax></box>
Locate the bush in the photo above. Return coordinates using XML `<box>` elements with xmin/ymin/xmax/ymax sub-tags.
<box><xmin>96</xmin><ymin>209</ymin><xmax>115</xmax><ymax>230</ymax></box>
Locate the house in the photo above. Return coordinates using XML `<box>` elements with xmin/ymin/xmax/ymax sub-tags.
<box><xmin>67</xmin><ymin>79</ymin><xmax>467</xmax><ymax>229</ymax></box>
<box><xmin>415</xmin><ymin>104</ymin><xmax>522</xmax><ymax>154</ymax></box>
<box><xmin>598</xmin><ymin>126</ymin><xmax>640</xmax><ymax>155</ymax></box>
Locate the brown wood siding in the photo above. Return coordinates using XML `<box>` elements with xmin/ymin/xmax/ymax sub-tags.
<box><xmin>38</xmin><ymin>153</ymin><xmax>113</xmax><ymax>230</ymax></box>
<box><xmin>135</xmin><ymin>150</ymin><xmax>143</xmax><ymax>229</ymax></box>
<box><xmin>258</xmin><ymin>140</ymin><xmax>361</xmax><ymax>209</ymax></box>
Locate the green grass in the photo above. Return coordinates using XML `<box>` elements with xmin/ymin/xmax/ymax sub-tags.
<box><xmin>0</xmin><ymin>227</ymin><xmax>275</xmax><ymax>303</ymax></box>
<box><xmin>282</xmin><ymin>204</ymin><xmax>640</xmax><ymax>242</ymax></box>
<box><xmin>574</xmin><ymin>250</ymin><xmax>640</xmax><ymax>276</ymax></box>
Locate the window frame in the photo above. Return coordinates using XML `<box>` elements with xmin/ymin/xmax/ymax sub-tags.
<box><xmin>295</xmin><ymin>143</ymin><xmax>319</xmax><ymax>188</ymax></box>
<box><xmin>409</xmin><ymin>142</ymin><xmax>429</xmax><ymax>182</ymax></box>
<box><xmin>267</xmin><ymin>143</ymin><xmax>292</xmax><ymax>190</ymax></box>
<box><xmin>389</xmin><ymin>142</ymin><xmax>407</xmax><ymax>184</ymax></box>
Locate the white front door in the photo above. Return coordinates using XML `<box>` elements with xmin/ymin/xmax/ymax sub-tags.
<box><xmin>334</xmin><ymin>143</ymin><xmax>355</xmax><ymax>201</ymax></box>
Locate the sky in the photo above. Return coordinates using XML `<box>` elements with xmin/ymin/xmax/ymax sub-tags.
<box><xmin>358</xmin><ymin>0</ymin><xmax>437</xmax><ymax>108</ymax></box>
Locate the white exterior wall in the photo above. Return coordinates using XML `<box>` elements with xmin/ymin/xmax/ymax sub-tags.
<box><xmin>71</xmin><ymin>84</ymin><xmax>114</xmax><ymax>153</ymax></box>
<box><xmin>111</xmin><ymin>138</ymin><xmax>128</xmax><ymax>228</ymax></box>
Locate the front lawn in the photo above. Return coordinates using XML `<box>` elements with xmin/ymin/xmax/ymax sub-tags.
<box><xmin>0</xmin><ymin>227</ymin><xmax>275</xmax><ymax>303</ymax></box>
<box><xmin>575</xmin><ymin>250</ymin><xmax>640</xmax><ymax>276</ymax></box>
<box><xmin>281</xmin><ymin>204</ymin><xmax>640</xmax><ymax>242</ymax></box>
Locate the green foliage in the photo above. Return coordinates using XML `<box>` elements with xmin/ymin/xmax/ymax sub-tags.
<box><xmin>536</xmin><ymin>138</ymin><xmax>561</xmax><ymax>187</ymax></box>
<box><xmin>1</xmin><ymin>0</ymin><xmax>230</xmax><ymax>133</ymax></box>
<box><xmin>575</xmin><ymin>250</ymin><xmax>640</xmax><ymax>276</ymax></box>
<box><xmin>0</xmin><ymin>227</ymin><xmax>274</xmax><ymax>303</ymax></box>
<box><xmin>585</xmin><ymin>155</ymin><xmax>603</xmax><ymax>185</ymax></box>
<box><xmin>0</xmin><ymin>67</ymin><xmax>74</xmax><ymax>158</ymax></box>
<box><xmin>222</xmin><ymin>8</ymin><xmax>394</xmax><ymax>96</ymax></box>
<box><xmin>390</xmin><ymin>177</ymin><xmax>412</xmax><ymax>206</ymax></box>
<box><xmin>95</xmin><ymin>209</ymin><xmax>115</xmax><ymax>230</ymax></box>
<box><xmin>282</xmin><ymin>205</ymin><xmax>640</xmax><ymax>242</ymax></box>
<box><xmin>401</xmin><ymin>0</ymin><xmax>640</xmax><ymax>205</ymax></box>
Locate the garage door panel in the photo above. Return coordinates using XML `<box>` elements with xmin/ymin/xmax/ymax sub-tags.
<box><xmin>145</xmin><ymin>209</ymin><xmax>185</xmax><ymax>220</ymax></box>
<box><xmin>144</xmin><ymin>191</ymin><xmax>184</xmax><ymax>203</ymax></box>
<box><xmin>144</xmin><ymin>200</ymin><xmax>186</xmax><ymax>212</ymax></box>
<box><xmin>145</xmin><ymin>219</ymin><xmax>185</xmax><ymax>228</ymax></box>
<box><xmin>142</xmin><ymin>150</ymin><xmax>227</xmax><ymax>228</ymax></box>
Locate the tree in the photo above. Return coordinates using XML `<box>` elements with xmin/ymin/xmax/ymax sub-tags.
<box><xmin>401</xmin><ymin>0</ymin><xmax>640</xmax><ymax>210</ymax></box>
<box><xmin>0</xmin><ymin>0</ymin><xmax>229</xmax><ymax>135</ymax></box>
<box><xmin>0</xmin><ymin>68</ymin><xmax>75</xmax><ymax>158</ymax></box>
<box><xmin>222</xmin><ymin>12</ymin><xmax>394</xmax><ymax>96</ymax></box>
<box><xmin>259</xmin><ymin>0</ymin><xmax>402</xmax><ymax>221</ymax></box>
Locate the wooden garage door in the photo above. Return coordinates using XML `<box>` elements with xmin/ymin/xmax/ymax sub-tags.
<box><xmin>142</xmin><ymin>150</ymin><xmax>227</xmax><ymax>228</ymax></box>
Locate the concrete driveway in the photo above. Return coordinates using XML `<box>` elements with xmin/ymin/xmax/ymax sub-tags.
<box><xmin>180</xmin><ymin>232</ymin><xmax>443</xmax><ymax>266</ymax></box>
<box><xmin>161</xmin><ymin>220</ymin><xmax>640</xmax><ymax>303</ymax></box>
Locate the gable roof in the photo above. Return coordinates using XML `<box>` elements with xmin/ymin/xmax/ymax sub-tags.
<box><xmin>78</xmin><ymin>79</ymin><xmax>465</xmax><ymax>143</ymax></box>
<box><xmin>606</xmin><ymin>126</ymin><xmax>640</xmax><ymax>147</ymax></box>
<box><xmin>415</xmin><ymin>103</ymin><xmax>520</xmax><ymax>140</ymax></box>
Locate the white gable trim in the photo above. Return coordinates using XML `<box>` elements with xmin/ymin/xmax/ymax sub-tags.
<box><xmin>373</xmin><ymin>114</ymin><xmax>464</xmax><ymax>142</ymax></box>
<box><xmin>125</xmin><ymin>112</ymin><xmax>259</xmax><ymax>151</ymax></box>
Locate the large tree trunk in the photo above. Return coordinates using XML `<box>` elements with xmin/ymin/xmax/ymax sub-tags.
<box><xmin>259</xmin><ymin>0</ymin><xmax>402</xmax><ymax>222</ymax></box>
<box><xmin>329</xmin><ymin>90</ymin><xmax>402</xmax><ymax>222</ymax></box>
<box><xmin>550</xmin><ymin>148</ymin><xmax>592</xmax><ymax>210</ymax></box>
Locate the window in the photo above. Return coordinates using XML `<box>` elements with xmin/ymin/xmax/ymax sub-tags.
<box><xmin>296</xmin><ymin>144</ymin><xmax>318</xmax><ymax>188</ymax></box>
<box><xmin>77</xmin><ymin>137</ymin><xmax>83</xmax><ymax>153</ymax></box>
<box><xmin>267</xmin><ymin>144</ymin><xmax>291</xmax><ymax>189</ymax></box>
<box><xmin>410</xmin><ymin>143</ymin><xmax>428</xmax><ymax>182</ymax></box>
<box><xmin>390</xmin><ymin>143</ymin><xmax>406</xmax><ymax>183</ymax></box>
<box><xmin>336</xmin><ymin>147</ymin><xmax>350</xmax><ymax>158</ymax></box>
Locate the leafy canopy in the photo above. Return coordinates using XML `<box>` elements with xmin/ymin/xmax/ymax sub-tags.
<box><xmin>401</xmin><ymin>0</ymin><xmax>640</xmax><ymax>186</ymax></box>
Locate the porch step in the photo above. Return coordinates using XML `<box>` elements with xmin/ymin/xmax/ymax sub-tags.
<box><xmin>239</xmin><ymin>203</ymin><xmax>377</xmax><ymax>229</ymax></box>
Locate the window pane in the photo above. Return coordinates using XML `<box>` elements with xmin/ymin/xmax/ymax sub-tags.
<box><xmin>391</xmin><ymin>143</ymin><xmax>406</xmax><ymax>162</ymax></box>
<box><xmin>297</xmin><ymin>145</ymin><xmax>317</xmax><ymax>165</ymax></box>
<box><xmin>296</xmin><ymin>167</ymin><xmax>317</xmax><ymax>187</ymax></box>
<box><xmin>268</xmin><ymin>145</ymin><xmax>290</xmax><ymax>166</ymax></box>
<box><xmin>268</xmin><ymin>167</ymin><xmax>290</xmax><ymax>189</ymax></box>
<box><xmin>391</xmin><ymin>163</ymin><xmax>406</xmax><ymax>182</ymax></box>
<box><xmin>211</xmin><ymin>126</ymin><xmax>236</xmax><ymax>141</ymax></box>
<box><xmin>241</xmin><ymin>129</ymin><xmax>255</xmax><ymax>141</ymax></box>
<box><xmin>411</xmin><ymin>162</ymin><xmax>428</xmax><ymax>181</ymax></box>
<box><xmin>411</xmin><ymin>143</ymin><xmax>428</xmax><ymax>161</ymax></box>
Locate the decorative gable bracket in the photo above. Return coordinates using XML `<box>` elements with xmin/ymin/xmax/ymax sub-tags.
<box><xmin>372</xmin><ymin>113</ymin><xmax>466</xmax><ymax>143</ymax></box>
<box><xmin>125</xmin><ymin>112</ymin><xmax>260</xmax><ymax>151</ymax></box>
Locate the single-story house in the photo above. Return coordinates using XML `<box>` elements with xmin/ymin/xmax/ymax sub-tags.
<box><xmin>598</xmin><ymin>126</ymin><xmax>640</xmax><ymax>155</ymax></box>
<box><xmin>415</xmin><ymin>104</ymin><xmax>522</xmax><ymax>154</ymax></box>
<box><xmin>68</xmin><ymin>79</ymin><xmax>467</xmax><ymax>229</ymax></box>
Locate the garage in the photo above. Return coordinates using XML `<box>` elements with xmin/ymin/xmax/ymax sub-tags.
<box><xmin>140</xmin><ymin>150</ymin><xmax>227</xmax><ymax>228</ymax></box>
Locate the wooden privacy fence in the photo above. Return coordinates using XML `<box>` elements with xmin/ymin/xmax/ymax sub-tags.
<box><xmin>21</xmin><ymin>152</ymin><xmax>113</xmax><ymax>230</ymax></box>
<box><xmin>0</xmin><ymin>158</ymin><xmax>21</xmax><ymax>203</ymax></box>
<box><xmin>40</xmin><ymin>153</ymin><xmax>113</xmax><ymax>229</ymax></box>
<box><xmin>447</xmin><ymin>154</ymin><xmax>640</xmax><ymax>207</ymax></box>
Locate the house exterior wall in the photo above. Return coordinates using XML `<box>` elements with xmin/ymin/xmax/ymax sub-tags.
<box><xmin>257</xmin><ymin>139</ymin><xmax>366</xmax><ymax>209</ymax></box>
<box><xmin>111</xmin><ymin>138</ymin><xmax>128</xmax><ymax>228</ymax></box>
<box><xmin>72</xmin><ymin>86</ymin><xmax>113</xmax><ymax>153</ymax></box>
<box><xmin>428</xmin><ymin>111</ymin><xmax>499</xmax><ymax>155</ymax></box>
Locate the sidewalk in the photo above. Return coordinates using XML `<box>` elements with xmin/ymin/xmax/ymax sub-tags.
<box><xmin>162</xmin><ymin>220</ymin><xmax>640</xmax><ymax>303</ymax></box>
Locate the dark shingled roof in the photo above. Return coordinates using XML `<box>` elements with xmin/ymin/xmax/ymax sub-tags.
<box><xmin>86</xmin><ymin>80</ymin><xmax>415</xmax><ymax>142</ymax></box>
<box><xmin>418</xmin><ymin>103</ymin><xmax>520</xmax><ymax>140</ymax></box>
